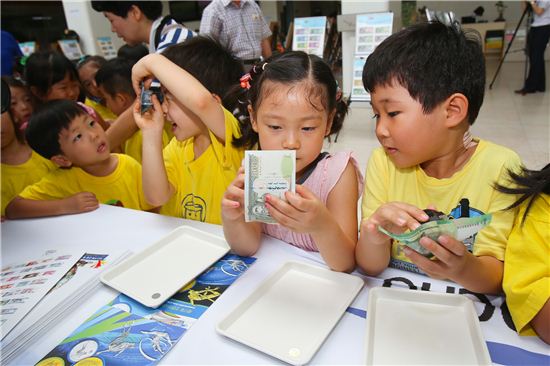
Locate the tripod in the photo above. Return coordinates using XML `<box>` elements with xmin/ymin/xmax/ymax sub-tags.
<box><xmin>489</xmin><ymin>4</ymin><xmax>532</xmax><ymax>89</ymax></box>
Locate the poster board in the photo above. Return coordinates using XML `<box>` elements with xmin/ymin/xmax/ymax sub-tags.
<box><xmin>351</xmin><ymin>12</ymin><xmax>393</xmax><ymax>101</ymax></box>
<box><xmin>96</xmin><ymin>36</ymin><xmax>117</xmax><ymax>60</ymax></box>
<box><xmin>292</xmin><ymin>16</ymin><xmax>327</xmax><ymax>57</ymax></box>
<box><xmin>57</xmin><ymin>39</ymin><xmax>84</xmax><ymax>61</ymax></box>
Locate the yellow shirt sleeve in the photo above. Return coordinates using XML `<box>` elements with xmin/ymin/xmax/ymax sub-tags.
<box><xmin>503</xmin><ymin>194</ymin><xmax>550</xmax><ymax>335</ymax></box>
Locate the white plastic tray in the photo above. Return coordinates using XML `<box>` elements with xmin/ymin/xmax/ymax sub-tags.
<box><xmin>366</xmin><ymin>287</ymin><xmax>491</xmax><ymax>365</ymax></box>
<box><xmin>217</xmin><ymin>261</ymin><xmax>364</xmax><ymax>365</ymax></box>
<box><xmin>100</xmin><ymin>226</ymin><xmax>230</xmax><ymax>308</ymax></box>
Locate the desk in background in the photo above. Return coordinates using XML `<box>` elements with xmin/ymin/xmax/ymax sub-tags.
<box><xmin>2</xmin><ymin>205</ymin><xmax>549</xmax><ymax>365</ymax></box>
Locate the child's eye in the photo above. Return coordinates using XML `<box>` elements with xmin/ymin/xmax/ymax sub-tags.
<box><xmin>388</xmin><ymin>111</ymin><xmax>400</xmax><ymax>117</ymax></box>
<box><xmin>88</xmin><ymin>120</ymin><xmax>95</xmax><ymax>127</ymax></box>
<box><xmin>302</xmin><ymin>127</ymin><xmax>316</xmax><ymax>132</ymax></box>
<box><xmin>371</xmin><ymin>113</ymin><xmax>380</xmax><ymax>120</ymax></box>
<box><xmin>268</xmin><ymin>125</ymin><xmax>281</xmax><ymax>130</ymax></box>
<box><xmin>73</xmin><ymin>134</ymin><xmax>82</xmax><ymax>142</ymax></box>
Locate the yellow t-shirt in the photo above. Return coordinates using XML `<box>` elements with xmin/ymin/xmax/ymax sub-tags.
<box><xmin>123</xmin><ymin>129</ymin><xmax>170</xmax><ymax>164</ymax></box>
<box><xmin>20</xmin><ymin>154</ymin><xmax>153</xmax><ymax>211</ymax></box>
<box><xmin>160</xmin><ymin>107</ymin><xmax>244</xmax><ymax>224</ymax></box>
<box><xmin>84</xmin><ymin>98</ymin><xmax>117</xmax><ymax>121</ymax></box>
<box><xmin>1</xmin><ymin>151</ymin><xmax>57</xmax><ymax>215</ymax></box>
<box><xmin>361</xmin><ymin>139</ymin><xmax>521</xmax><ymax>273</ymax></box>
<box><xmin>503</xmin><ymin>194</ymin><xmax>550</xmax><ymax>336</ymax></box>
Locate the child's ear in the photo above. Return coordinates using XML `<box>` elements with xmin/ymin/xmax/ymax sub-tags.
<box><xmin>118</xmin><ymin>93</ymin><xmax>134</xmax><ymax>110</ymax></box>
<box><xmin>211</xmin><ymin>94</ymin><xmax>222</xmax><ymax>104</ymax></box>
<box><xmin>444</xmin><ymin>93</ymin><xmax>469</xmax><ymax>128</ymax></box>
<box><xmin>50</xmin><ymin>154</ymin><xmax>73</xmax><ymax>168</ymax></box>
<box><xmin>247</xmin><ymin>105</ymin><xmax>259</xmax><ymax>132</ymax></box>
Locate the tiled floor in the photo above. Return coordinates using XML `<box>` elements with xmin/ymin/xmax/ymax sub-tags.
<box><xmin>327</xmin><ymin>60</ymin><xmax>550</xmax><ymax>172</ymax></box>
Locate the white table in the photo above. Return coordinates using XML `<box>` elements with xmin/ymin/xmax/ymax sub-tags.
<box><xmin>2</xmin><ymin>205</ymin><xmax>549</xmax><ymax>365</ymax></box>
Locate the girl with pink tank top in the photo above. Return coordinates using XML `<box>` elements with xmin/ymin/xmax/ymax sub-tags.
<box><xmin>221</xmin><ymin>52</ymin><xmax>363</xmax><ymax>272</ymax></box>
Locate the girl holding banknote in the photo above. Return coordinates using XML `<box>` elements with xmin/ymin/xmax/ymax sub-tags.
<box><xmin>221</xmin><ymin>51</ymin><xmax>364</xmax><ymax>272</ymax></box>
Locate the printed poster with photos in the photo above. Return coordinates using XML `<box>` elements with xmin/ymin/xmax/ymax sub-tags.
<box><xmin>293</xmin><ymin>16</ymin><xmax>327</xmax><ymax>57</ymax></box>
<box><xmin>97</xmin><ymin>36</ymin><xmax>117</xmax><ymax>60</ymax></box>
<box><xmin>0</xmin><ymin>252</ymin><xmax>83</xmax><ymax>339</ymax></box>
<box><xmin>36</xmin><ymin>254</ymin><xmax>256</xmax><ymax>366</ymax></box>
<box><xmin>351</xmin><ymin>12</ymin><xmax>393</xmax><ymax>101</ymax></box>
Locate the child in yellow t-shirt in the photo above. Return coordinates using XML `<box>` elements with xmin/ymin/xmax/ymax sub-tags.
<box><xmin>5</xmin><ymin>100</ymin><xmax>154</xmax><ymax>219</ymax></box>
<box><xmin>131</xmin><ymin>36</ymin><xmax>245</xmax><ymax>224</ymax></box>
<box><xmin>356</xmin><ymin>21</ymin><xmax>521</xmax><ymax>294</ymax></box>
<box><xmin>95</xmin><ymin>57</ymin><xmax>170</xmax><ymax>163</ymax></box>
<box><xmin>76</xmin><ymin>55</ymin><xmax>118</xmax><ymax>122</ymax></box>
<box><xmin>1</xmin><ymin>80</ymin><xmax>55</xmax><ymax>217</ymax></box>
<box><xmin>498</xmin><ymin>164</ymin><xmax>550</xmax><ymax>345</ymax></box>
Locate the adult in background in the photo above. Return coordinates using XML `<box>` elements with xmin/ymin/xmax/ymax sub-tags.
<box><xmin>200</xmin><ymin>0</ymin><xmax>272</xmax><ymax>70</ymax></box>
<box><xmin>515</xmin><ymin>0</ymin><xmax>550</xmax><ymax>95</ymax></box>
<box><xmin>91</xmin><ymin>1</ymin><xmax>193</xmax><ymax>54</ymax></box>
<box><xmin>1</xmin><ymin>30</ymin><xmax>23</xmax><ymax>76</ymax></box>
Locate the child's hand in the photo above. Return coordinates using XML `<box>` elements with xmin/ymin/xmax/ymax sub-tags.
<box><xmin>362</xmin><ymin>202</ymin><xmax>429</xmax><ymax>245</ymax></box>
<box><xmin>131</xmin><ymin>54</ymin><xmax>159</xmax><ymax>96</ymax></box>
<box><xmin>132</xmin><ymin>95</ymin><xmax>164</xmax><ymax>133</ymax></box>
<box><xmin>403</xmin><ymin>235</ymin><xmax>471</xmax><ymax>281</ymax></box>
<box><xmin>265</xmin><ymin>185</ymin><xmax>329</xmax><ymax>233</ymax></box>
<box><xmin>64</xmin><ymin>192</ymin><xmax>99</xmax><ymax>214</ymax></box>
<box><xmin>221</xmin><ymin>167</ymin><xmax>245</xmax><ymax>222</ymax></box>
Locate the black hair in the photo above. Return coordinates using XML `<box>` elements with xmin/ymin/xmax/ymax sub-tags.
<box><xmin>362</xmin><ymin>21</ymin><xmax>485</xmax><ymax>125</ymax></box>
<box><xmin>25</xmin><ymin>100</ymin><xmax>87</xmax><ymax>159</ymax></box>
<box><xmin>1</xmin><ymin>76</ymin><xmax>32</xmax><ymax>142</ymax></box>
<box><xmin>117</xmin><ymin>44</ymin><xmax>149</xmax><ymax>66</ymax></box>
<box><xmin>76</xmin><ymin>55</ymin><xmax>106</xmax><ymax>71</ymax></box>
<box><xmin>229</xmin><ymin>51</ymin><xmax>349</xmax><ymax>149</ymax></box>
<box><xmin>161</xmin><ymin>35</ymin><xmax>243</xmax><ymax>108</ymax></box>
<box><xmin>495</xmin><ymin>164</ymin><xmax>550</xmax><ymax>224</ymax></box>
<box><xmin>91</xmin><ymin>1</ymin><xmax>162</xmax><ymax>20</ymax></box>
<box><xmin>94</xmin><ymin>58</ymin><xmax>135</xmax><ymax>98</ymax></box>
<box><xmin>25</xmin><ymin>51</ymin><xmax>79</xmax><ymax>99</ymax></box>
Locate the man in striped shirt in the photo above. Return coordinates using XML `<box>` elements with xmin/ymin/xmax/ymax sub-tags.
<box><xmin>91</xmin><ymin>1</ymin><xmax>194</xmax><ymax>54</ymax></box>
<box><xmin>200</xmin><ymin>0</ymin><xmax>272</xmax><ymax>69</ymax></box>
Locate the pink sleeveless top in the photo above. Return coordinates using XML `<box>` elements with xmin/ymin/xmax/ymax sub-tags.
<box><xmin>262</xmin><ymin>151</ymin><xmax>364</xmax><ymax>252</ymax></box>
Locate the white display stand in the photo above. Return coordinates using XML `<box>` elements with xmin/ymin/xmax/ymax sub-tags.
<box><xmin>292</xmin><ymin>16</ymin><xmax>327</xmax><ymax>57</ymax></box>
<box><xmin>57</xmin><ymin>39</ymin><xmax>84</xmax><ymax>61</ymax></box>
<box><xmin>350</xmin><ymin>12</ymin><xmax>393</xmax><ymax>102</ymax></box>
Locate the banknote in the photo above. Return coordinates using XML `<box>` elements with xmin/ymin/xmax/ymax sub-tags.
<box><xmin>378</xmin><ymin>214</ymin><xmax>493</xmax><ymax>257</ymax></box>
<box><xmin>244</xmin><ymin>150</ymin><xmax>296</xmax><ymax>223</ymax></box>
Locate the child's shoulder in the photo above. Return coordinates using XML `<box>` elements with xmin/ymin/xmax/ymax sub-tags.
<box><xmin>471</xmin><ymin>139</ymin><xmax>521</xmax><ymax>169</ymax></box>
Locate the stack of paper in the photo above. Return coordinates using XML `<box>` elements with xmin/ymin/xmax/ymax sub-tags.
<box><xmin>1</xmin><ymin>250</ymin><xmax>129</xmax><ymax>363</ymax></box>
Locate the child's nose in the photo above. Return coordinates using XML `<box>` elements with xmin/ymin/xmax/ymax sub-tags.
<box><xmin>375</xmin><ymin>118</ymin><xmax>390</xmax><ymax>139</ymax></box>
<box><xmin>282</xmin><ymin>133</ymin><xmax>300</xmax><ymax>150</ymax></box>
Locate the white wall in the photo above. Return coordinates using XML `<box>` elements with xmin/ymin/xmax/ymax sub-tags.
<box><xmin>62</xmin><ymin>0</ymin><xmax>125</xmax><ymax>55</ymax></box>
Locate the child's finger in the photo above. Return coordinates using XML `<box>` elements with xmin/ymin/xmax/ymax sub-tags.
<box><xmin>284</xmin><ymin>191</ymin><xmax>307</xmax><ymax>212</ymax></box>
<box><xmin>418</xmin><ymin>237</ymin><xmax>453</xmax><ymax>264</ymax></box>
<box><xmin>151</xmin><ymin>94</ymin><xmax>162</xmax><ymax>111</ymax></box>
<box><xmin>221</xmin><ymin>198</ymin><xmax>240</xmax><ymax>209</ymax></box>
<box><xmin>266</xmin><ymin>201</ymin><xmax>298</xmax><ymax>230</ymax></box>
<box><xmin>436</xmin><ymin>235</ymin><xmax>467</xmax><ymax>256</ymax></box>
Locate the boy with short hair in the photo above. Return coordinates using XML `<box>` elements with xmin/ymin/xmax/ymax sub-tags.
<box><xmin>95</xmin><ymin>58</ymin><xmax>169</xmax><ymax>163</ymax></box>
<box><xmin>356</xmin><ymin>21</ymin><xmax>521</xmax><ymax>294</ymax></box>
<box><xmin>5</xmin><ymin>100</ymin><xmax>154</xmax><ymax>219</ymax></box>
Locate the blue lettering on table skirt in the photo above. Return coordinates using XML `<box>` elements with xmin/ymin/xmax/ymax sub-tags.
<box><xmin>345</xmin><ymin>308</ymin><xmax>550</xmax><ymax>365</ymax></box>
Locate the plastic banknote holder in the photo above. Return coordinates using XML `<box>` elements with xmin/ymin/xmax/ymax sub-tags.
<box><xmin>365</xmin><ymin>287</ymin><xmax>491</xmax><ymax>365</ymax></box>
<box><xmin>100</xmin><ymin>226</ymin><xmax>230</xmax><ymax>308</ymax></box>
<box><xmin>217</xmin><ymin>261</ymin><xmax>364</xmax><ymax>365</ymax></box>
<box><xmin>244</xmin><ymin>150</ymin><xmax>296</xmax><ymax>224</ymax></box>
<box><xmin>378</xmin><ymin>214</ymin><xmax>492</xmax><ymax>257</ymax></box>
